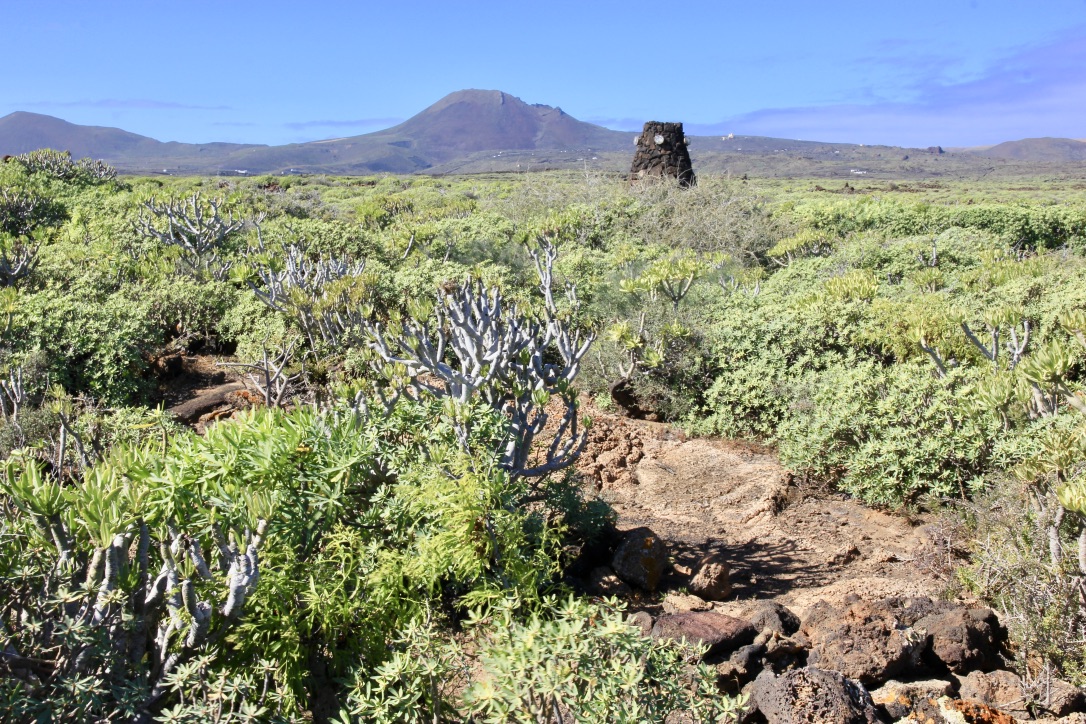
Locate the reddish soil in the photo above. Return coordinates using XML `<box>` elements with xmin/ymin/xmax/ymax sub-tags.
<box><xmin>152</xmin><ymin>353</ymin><xmax>253</xmax><ymax>429</ymax></box>
<box><xmin>578</xmin><ymin>407</ymin><xmax>948</xmax><ymax>619</ymax></box>
<box><xmin>158</xmin><ymin>366</ymin><xmax>950</xmax><ymax>617</ymax></box>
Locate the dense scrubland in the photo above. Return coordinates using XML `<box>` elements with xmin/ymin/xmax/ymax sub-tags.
<box><xmin>1</xmin><ymin>149</ymin><xmax>1086</xmax><ymax>721</ymax></box>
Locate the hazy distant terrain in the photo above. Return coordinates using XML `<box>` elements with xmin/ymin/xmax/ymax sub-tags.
<box><xmin>3</xmin><ymin>89</ymin><xmax>1085</xmax><ymax>178</ymax></box>
<box><xmin>965</xmin><ymin>137</ymin><xmax>1086</xmax><ymax>162</ymax></box>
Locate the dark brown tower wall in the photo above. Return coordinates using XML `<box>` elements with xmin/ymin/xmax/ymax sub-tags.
<box><xmin>630</xmin><ymin>121</ymin><xmax>696</xmax><ymax>187</ymax></box>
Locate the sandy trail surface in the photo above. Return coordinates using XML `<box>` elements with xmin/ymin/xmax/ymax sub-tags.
<box><xmin>578</xmin><ymin>411</ymin><xmax>946</xmax><ymax>618</ymax></box>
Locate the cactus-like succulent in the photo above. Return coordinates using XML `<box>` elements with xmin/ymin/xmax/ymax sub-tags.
<box><xmin>909</xmin><ymin>267</ymin><xmax>945</xmax><ymax>293</ymax></box>
<box><xmin>0</xmin><ymin>455</ymin><xmax>270</xmax><ymax>718</ymax></box>
<box><xmin>245</xmin><ymin>241</ymin><xmax>369</xmax><ymax>349</ymax></box>
<box><xmin>10</xmin><ymin>148</ymin><xmax>116</xmax><ymax>182</ymax></box>
<box><xmin>971</xmin><ymin>371</ymin><xmax>1022</xmax><ymax>430</ymax></box>
<box><xmin>767</xmin><ymin>228</ymin><xmax>833</xmax><ymax>266</ymax></box>
<box><xmin>620</xmin><ymin>252</ymin><xmax>705</xmax><ymax>311</ymax></box>
<box><xmin>825</xmin><ymin>269</ymin><xmax>879</xmax><ymax>302</ymax></box>
<box><xmin>362</xmin><ymin>238</ymin><xmax>594</xmax><ymax>479</ymax></box>
<box><xmin>0</xmin><ymin>365</ymin><xmax>26</xmax><ymax>424</ymax></box>
<box><xmin>961</xmin><ymin>306</ymin><xmax>1031</xmax><ymax>369</ymax></box>
<box><xmin>134</xmin><ymin>192</ymin><xmax>244</xmax><ymax>276</ymax></box>
<box><xmin>1020</xmin><ymin>339</ymin><xmax>1078</xmax><ymax>417</ymax></box>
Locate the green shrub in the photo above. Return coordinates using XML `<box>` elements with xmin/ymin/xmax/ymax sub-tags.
<box><xmin>12</xmin><ymin>288</ymin><xmax>160</xmax><ymax>403</ymax></box>
<box><xmin>0</xmin><ymin>396</ymin><xmax>599</xmax><ymax>720</ymax></box>
<box><xmin>339</xmin><ymin>596</ymin><xmax>746</xmax><ymax>723</ymax></box>
<box><xmin>778</xmin><ymin>362</ymin><xmax>994</xmax><ymax>506</ymax></box>
<box><xmin>791</xmin><ymin>196</ymin><xmax>1086</xmax><ymax>252</ymax></box>
<box><xmin>693</xmin><ymin>293</ymin><xmax>847</xmax><ymax>439</ymax></box>
<box><xmin>960</xmin><ymin>479</ymin><xmax>1086</xmax><ymax>689</ymax></box>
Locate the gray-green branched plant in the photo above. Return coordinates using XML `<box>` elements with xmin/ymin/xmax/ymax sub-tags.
<box><xmin>47</xmin><ymin>390</ymin><xmax>99</xmax><ymax>477</ymax></box>
<box><xmin>248</xmin><ymin>244</ymin><xmax>366</xmax><ymax>310</ymax></box>
<box><xmin>619</xmin><ymin>252</ymin><xmax>704</xmax><ymax>312</ymax></box>
<box><xmin>12</xmin><ymin>149</ymin><xmax>78</xmax><ymax>179</ymax></box>
<box><xmin>0</xmin><ymin>366</ymin><xmax>25</xmax><ymax>425</ymax></box>
<box><xmin>767</xmin><ymin>228</ymin><xmax>834</xmax><ymax>267</ymax></box>
<box><xmin>73</xmin><ymin>157</ymin><xmax>118</xmax><ymax>182</ymax></box>
<box><xmin>0</xmin><ymin>238</ymin><xmax>36</xmax><ymax>288</ymax></box>
<box><xmin>246</xmin><ymin>240</ymin><xmax>368</xmax><ymax>349</ymax></box>
<box><xmin>961</xmin><ymin>307</ymin><xmax>1031</xmax><ymax>369</ymax></box>
<box><xmin>605</xmin><ymin>312</ymin><xmax>658</xmax><ymax>382</ymax></box>
<box><xmin>218</xmin><ymin>338</ymin><xmax>305</xmax><ymax>408</ymax></box>
<box><xmin>134</xmin><ymin>192</ymin><xmax>244</xmax><ymax>278</ymax></box>
<box><xmin>714</xmin><ymin>259</ymin><xmax>764</xmax><ymax>297</ymax></box>
<box><xmin>11</xmin><ymin>149</ymin><xmax>117</xmax><ymax>182</ymax></box>
<box><xmin>1010</xmin><ymin>420</ymin><xmax>1086</xmax><ymax>609</ymax></box>
<box><xmin>362</xmin><ymin>239</ymin><xmax>594</xmax><ymax>479</ymax></box>
<box><xmin>1020</xmin><ymin>339</ymin><xmax>1078</xmax><ymax>418</ymax></box>
<box><xmin>0</xmin><ymin>188</ymin><xmax>63</xmax><ymax>239</ymax></box>
<box><xmin>0</xmin><ymin>188</ymin><xmax>59</xmax><ymax>286</ymax></box>
<box><xmin>0</xmin><ymin>455</ymin><xmax>269</xmax><ymax>722</ymax></box>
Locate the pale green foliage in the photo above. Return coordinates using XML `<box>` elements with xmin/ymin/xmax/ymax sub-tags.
<box><xmin>789</xmin><ymin>194</ymin><xmax>1086</xmax><ymax>251</ymax></box>
<box><xmin>909</xmin><ymin>266</ymin><xmax>945</xmax><ymax>292</ymax></box>
<box><xmin>463</xmin><ymin>596</ymin><xmax>745</xmax><ymax>723</ymax></box>
<box><xmin>337</xmin><ymin>597</ymin><xmax>746</xmax><ymax>723</ymax></box>
<box><xmin>620</xmin><ymin>251</ymin><xmax>706</xmax><ymax>311</ymax></box>
<box><xmin>778</xmin><ymin>362</ymin><xmax>994</xmax><ymax>504</ymax></box>
<box><xmin>825</xmin><ymin>269</ymin><xmax>879</xmax><ymax>302</ymax></box>
<box><xmin>335</xmin><ymin>617</ymin><xmax>466</xmax><ymax>723</ymax></box>
<box><xmin>767</xmin><ymin>228</ymin><xmax>833</xmax><ymax>265</ymax></box>
<box><xmin>1019</xmin><ymin>339</ymin><xmax>1080</xmax><ymax>413</ymax></box>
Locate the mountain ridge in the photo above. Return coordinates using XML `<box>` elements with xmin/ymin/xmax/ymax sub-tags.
<box><xmin>965</xmin><ymin>137</ymin><xmax>1086</xmax><ymax>162</ymax></box>
<box><xmin>2</xmin><ymin>91</ymin><xmax>1084</xmax><ymax>175</ymax></box>
<box><xmin>0</xmin><ymin>111</ymin><xmax>262</xmax><ymax>166</ymax></box>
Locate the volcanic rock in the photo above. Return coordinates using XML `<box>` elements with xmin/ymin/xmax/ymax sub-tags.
<box><xmin>651</xmin><ymin>610</ymin><xmax>756</xmax><ymax>658</ymax></box>
<box><xmin>611</xmin><ymin>526</ymin><xmax>668</xmax><ymax>591</ymax></box>
<box><xmin>750</xmin><ymin>667</ymin><xmax>883</xmax><ymax>724</ymax></box>
<box><xmin>629</xmin><ymin>121</ymin><xmax>696</xmax><ymax>186</ymax></box>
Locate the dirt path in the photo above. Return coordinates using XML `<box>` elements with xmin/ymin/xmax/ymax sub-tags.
<box><xmin>579</xmin><ymin>411</ymin><xmax>946</xmax><ymax>618</ymax></box>
<box><xmin>159</xmin><ymin>368</ymin><xmax>947</xmax><ymax>616</ymax></box>
<box><xmin>153</xmin><ymin>353</ymin><xmax>250</xmax><ymax>428</ymax></box>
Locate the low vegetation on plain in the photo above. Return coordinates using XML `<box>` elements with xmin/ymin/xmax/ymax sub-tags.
<box><xmin>1</xmin><ymin>149</ymin><xmax>1085</xmax><ymax>721</ymax></box>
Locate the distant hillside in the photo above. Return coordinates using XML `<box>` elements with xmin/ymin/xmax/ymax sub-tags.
<box><xmin>968</xmin><ymin>137</ymin><xmax>1086</xmax><ymax>162</ymax></box>
<box><xmin>3</xmin><ymin>92</ymin><xmax>1083</xmax><ymax>178</ymax></box>
<box><xmin>224</xmin><ymin>90</ymin><xmax>633</xmax><ymax>174</ymax></box>
<box><xmin>0</xmin><ymin>111</ymin><xmax>162</xmax><ymax>158</ymax></box>
<box><xmin>0</xmin><ymin>111</ymin><xmax>261</xmax><ymax>171</ymax></box>
<box><xmin>374</xmin><ymin>89</ymin><xmax>629</xmax><ymax>154</ymax></box>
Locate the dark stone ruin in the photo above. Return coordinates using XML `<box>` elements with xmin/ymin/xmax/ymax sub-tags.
<box><xmin>630</xmin><ymin>121</ymin><xmax>696</xmax><ymax>187</ymax></box>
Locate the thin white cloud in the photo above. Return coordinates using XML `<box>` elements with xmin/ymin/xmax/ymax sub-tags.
<box><xmin>688</xmin><ymin>28</ymin><xmax>1086</xmax><ymax>147</ymax></box>
<box><xmin>22</xmin><ymin>99</ymin><xmax>231</xmax><ymax>111</ymax></box>
<box><xmin>284</xmin><ymin>118</ymin><xmax>402</xmax><ymax>131</ymax></box>
<box><xmin>584</xmin><ymin>116</ymin><xmax>646</xmax><ymax>131</ymax></box>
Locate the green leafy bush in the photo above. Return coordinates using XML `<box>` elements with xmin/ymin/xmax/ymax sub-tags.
<box><xmin>791</xmin><ymin>196</ymin><xmax>1086</xmax><ymax>251</ymax></box>
<box><xmin>778</xmin><ymin>362</ymin><xmax>994</xmax><ymax>505</ymax></box>
<box><xmin>338</xmin><ymin>596</ymin><xmax>746</xmax><ymax>723</ymax></box>
<box><xmin>0</xmin><ymin>395</ymin><xmax>606</xmax><ymax>719</ymax></box>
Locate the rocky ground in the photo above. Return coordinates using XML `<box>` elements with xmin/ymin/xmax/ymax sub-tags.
<box><xmin>161</xmin><ymin>363</ymin><xmax>1086</xmax><ymax>723</ymax></box>
<box><xmin>570</xmin><ymin>409</ymin><xmax>1086</xmax><ymax>724</ymax></box>
<box><xmin>155</xmin><ymin>352</ymin><xmax>255</xmax><ymax>431</ymax></box>
<box><xmin>574</xmin><ymin>412</ymin><xmax>945</xmax><ymax>614</ymax></box>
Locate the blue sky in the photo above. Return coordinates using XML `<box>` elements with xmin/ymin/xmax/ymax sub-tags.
<box><xmin>2</xmin><ymin>0</ymin><xmax>1084</xmax><ymax>147</ymax></box>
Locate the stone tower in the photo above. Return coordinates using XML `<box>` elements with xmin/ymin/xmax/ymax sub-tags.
<box><xmin>629</xmin><ymin>121</ymin><xmax>696</xmax><ymax>187</ymax></box>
